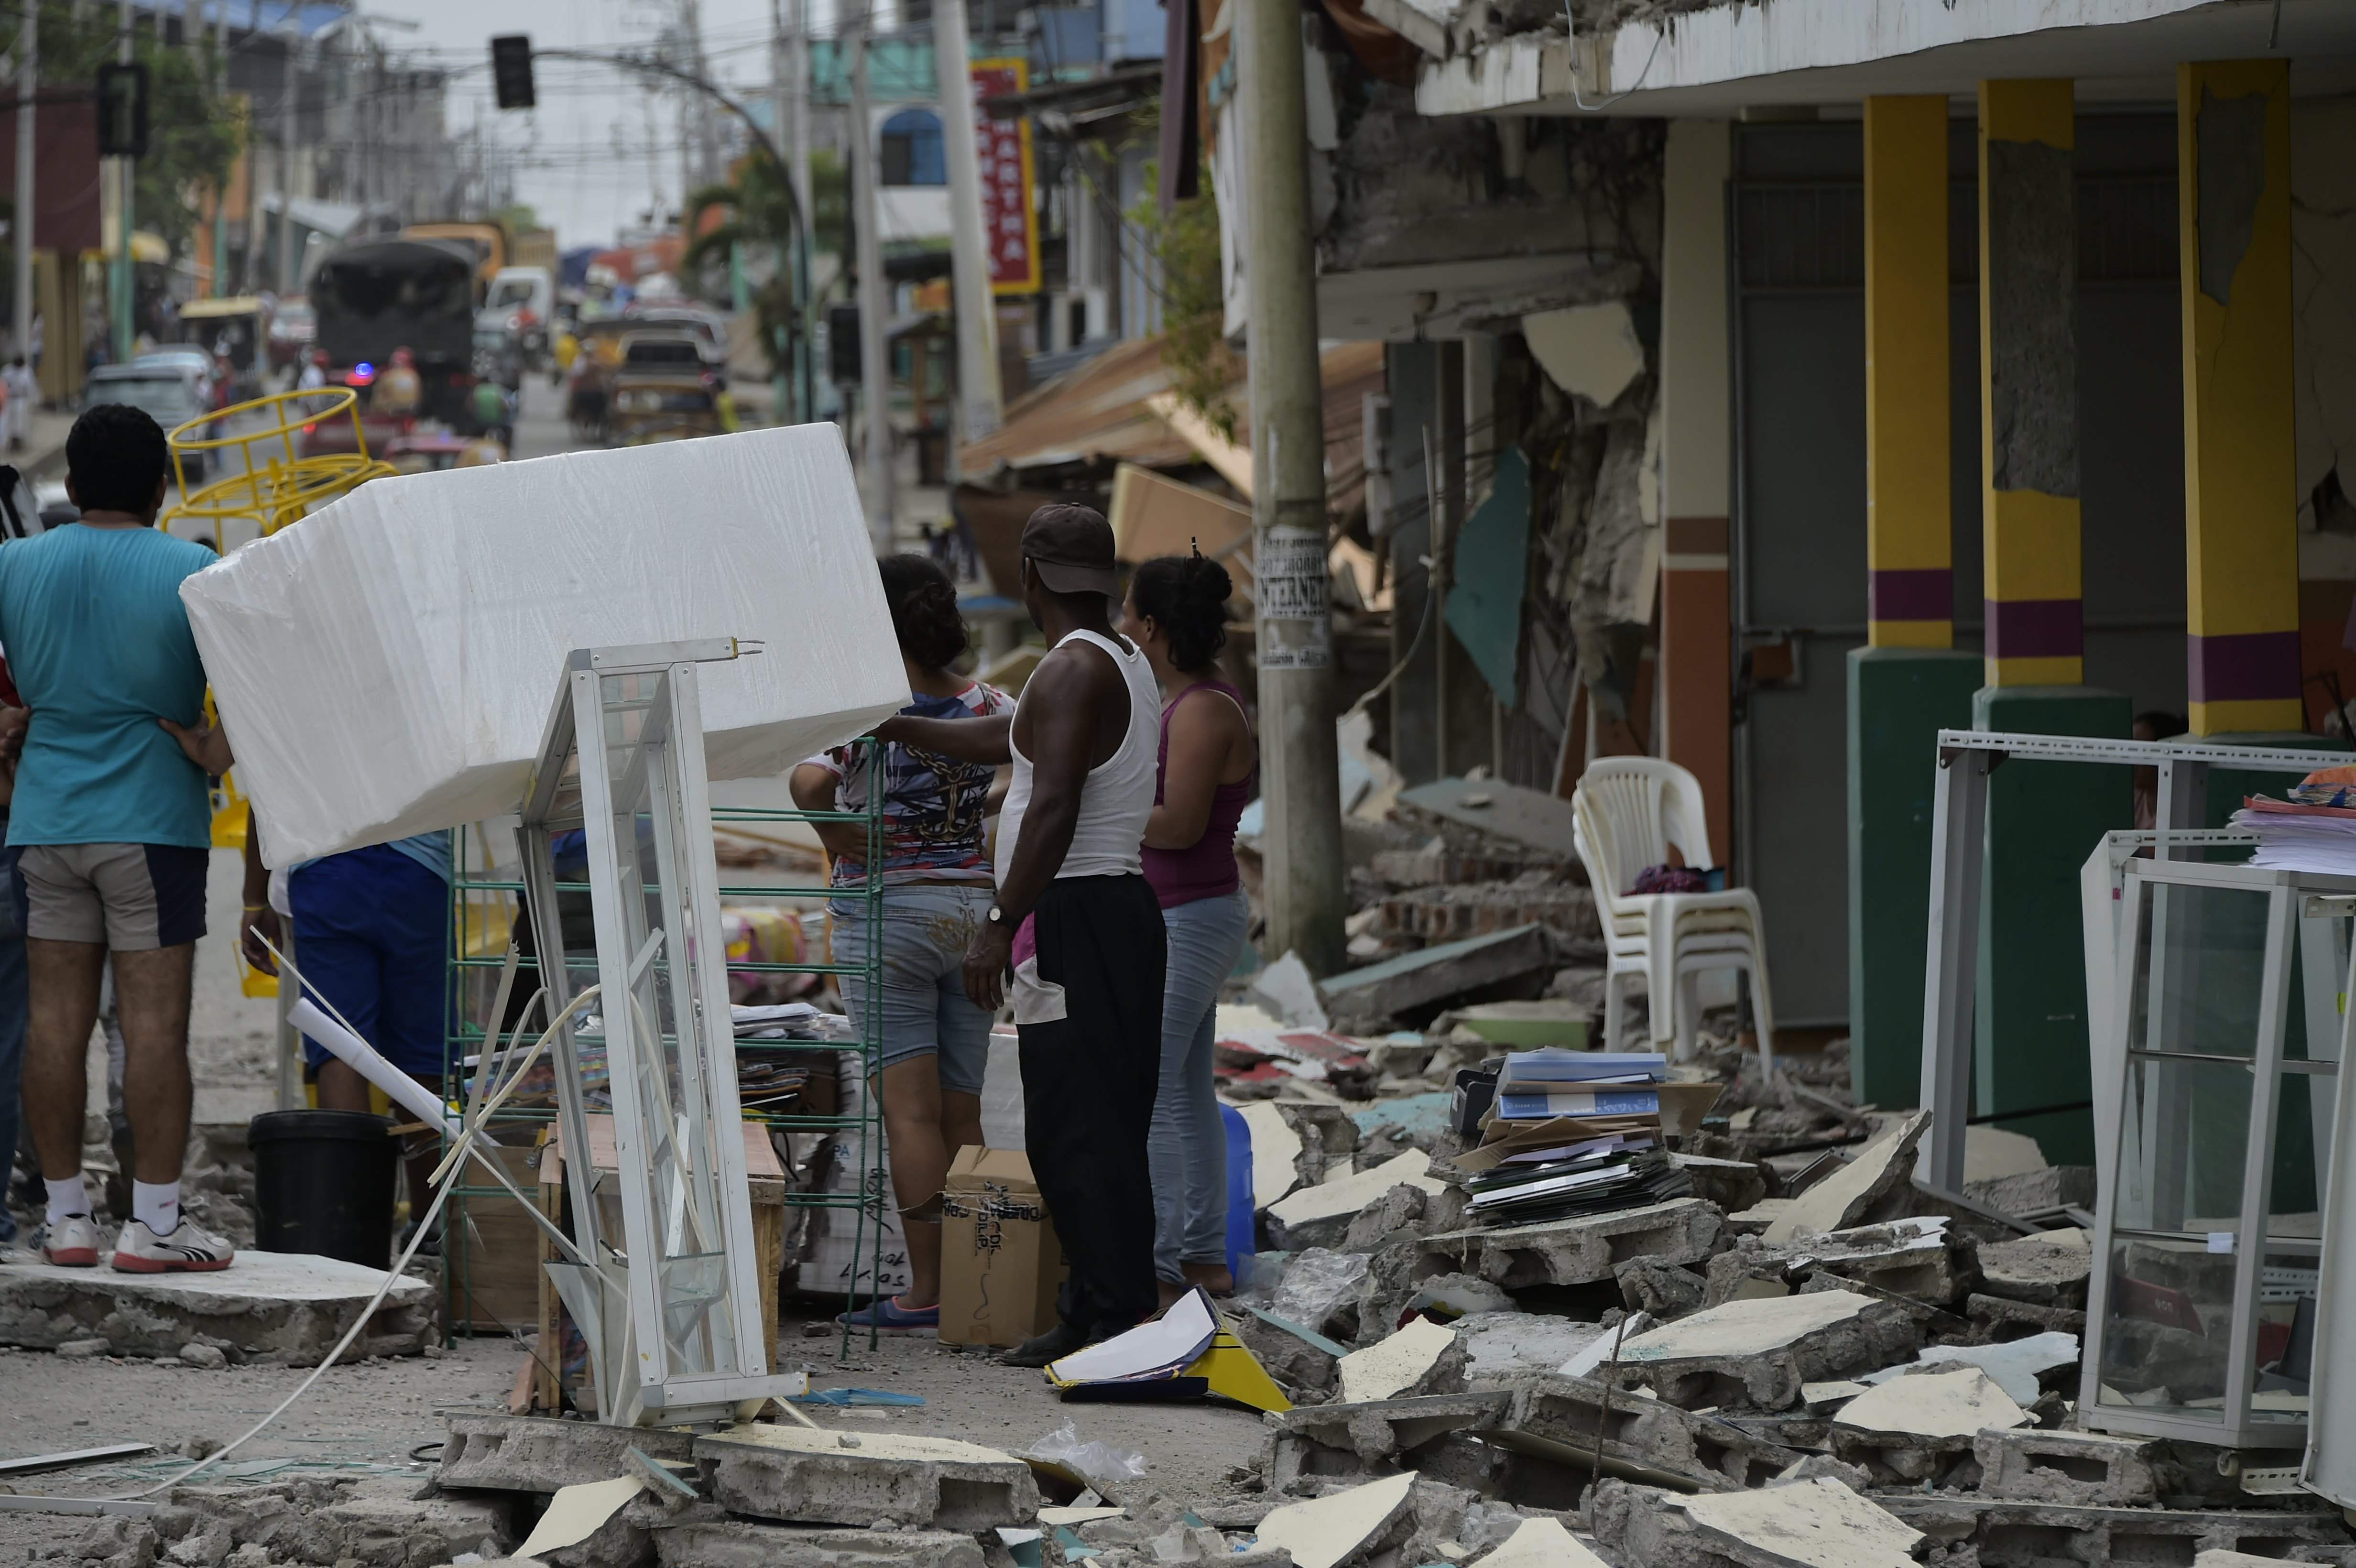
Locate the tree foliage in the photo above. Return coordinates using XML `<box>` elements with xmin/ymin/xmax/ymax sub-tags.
<box><xmin>680</xmin><ymin>150</ymin><xmax>846</xmax><ymax>377</ymax></box>
<box><xmin>23</xmin><ymin>3</ymin><xmax>243</xmax><ymax>264</ymax></box>
<box><xmin>1126</xmin><ymin>160</ymin><xmax>1236</xmax><ymax>443</ymax></box>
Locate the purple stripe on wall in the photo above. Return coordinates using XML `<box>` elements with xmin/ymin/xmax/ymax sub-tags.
<box><xmin>2188</xmin><ymin>630</ymin><xmax>2300</xmax><ymax>704</ymax></box>
<box><xmin>1985</xmin><ymin>598</ymin><xmax>2083</xmax><ymax>660</ymax></box>
<box><xmin>1869</xmin><ymin>569</ymin><xmax>1953</xmax><ymax>624</ymax></box>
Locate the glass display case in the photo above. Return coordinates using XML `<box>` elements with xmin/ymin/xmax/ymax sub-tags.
<box><xmin>2081</xmin><ymin>856</ymin><xmax>2353</xmax><ymax>1449</ymax></box>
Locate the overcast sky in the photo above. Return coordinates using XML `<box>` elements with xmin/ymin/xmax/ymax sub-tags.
<box><xmin>376</xmin><ymin>0</ymin><xmax>844</xmax><ymax>250</ymax></box>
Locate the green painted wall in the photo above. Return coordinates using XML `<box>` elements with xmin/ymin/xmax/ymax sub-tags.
<box><xmin>1973</xmin><ymin>684</ymin><xmax>2133</xmax><ymax>1166</ymax></box>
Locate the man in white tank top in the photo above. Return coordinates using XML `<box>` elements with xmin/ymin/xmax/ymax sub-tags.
<box><xmin>875</xmin><ymin>504</ymin><xmax>1167</xmax><ymax>1367</ymax></box>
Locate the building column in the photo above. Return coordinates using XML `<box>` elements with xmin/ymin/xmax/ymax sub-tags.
<box><xmin>1658</xmin><ymin>120</ymin><xmax>1734</xmax><ymax>862</ymax></box>
<box><xmin>2181</xmin><ymin>60</ymin><xmax>2301</xmax><ymax>737</ymax></box>
<box><xmin>1973</xmin><ymin>77</ymin><xmax>2127</xmax><ymax>1165</ymax></box>
<box><xmin>1849</xmin><ymin>97</ymin><xmax>1983</xmax><ymax>1110</ymax></box>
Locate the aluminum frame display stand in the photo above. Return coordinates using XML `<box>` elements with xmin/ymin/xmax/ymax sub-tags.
<box><xmin>517</xmin><ymin>640</ymin><xmax>801</xmax><ymax>1426</ymax></box>
<box><xmin>2079</xmin><ymin>856</ymin><xmax>2352</xmax><ymax>1450</ymax></box>
<box><xmin>1917</xmin><ymin>730</ymin><xmax>2345</xmax><ymax>1190</ymax></box>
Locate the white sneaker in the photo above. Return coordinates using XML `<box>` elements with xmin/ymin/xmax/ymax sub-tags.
<box><xmin>38</xmin><ymin>1213</ymin><xmax>100</xmax><ymax>1268</ymax></box>
<box><xmin>111</xmin><ymin>1217</ymin><xmax>235</xmax><ymax>1274</ymax></box>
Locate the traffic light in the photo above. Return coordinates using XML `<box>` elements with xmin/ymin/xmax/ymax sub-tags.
<box><xmin>490</xmin><ymin>34</ymin><xmax>535</xmax><ymax>110</ymax></box>
<box><xmin>96</xmin><ymin>63</ymin><xmax>149</xmax><ymax>158</ymax></box>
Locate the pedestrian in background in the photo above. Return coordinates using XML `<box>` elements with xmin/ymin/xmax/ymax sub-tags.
<box><xmin>1123</xmin><ymin>551</ymin><xmax>1255</xmax><ymax>1306</ymax></box>
<box><xmin>790</xmin><ymin>555</ymin><xmax>1010</xmax><ymax>1333</ymax></box>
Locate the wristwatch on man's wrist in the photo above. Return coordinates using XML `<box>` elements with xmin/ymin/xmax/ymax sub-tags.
<box><xmin>986</xmin><ymin>904</ymin><xmax>1007</xmax><ymax>927</ymax></box>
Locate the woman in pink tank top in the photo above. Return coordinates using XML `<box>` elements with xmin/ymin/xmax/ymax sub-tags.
<box><xmin>1122</xmin><ymin>552</ymin><xmax>1256</xmax><ymax>1306</ymax></box>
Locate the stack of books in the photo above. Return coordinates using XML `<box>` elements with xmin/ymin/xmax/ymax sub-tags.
<box><xmin>1459</xmin><ymin>1133</ymin><xmax>1687</xmax><ymax>1224</ymax></box>
<box><xmin>1493</xmin><ymin>1050</ymin><xmax>1671</xmax><ymax>1126</ymax></box>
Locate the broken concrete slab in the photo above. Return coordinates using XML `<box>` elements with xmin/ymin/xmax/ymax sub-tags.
<box><xmin>1251</xmin><ymin>1470</ymin><xmax>1417</xmax><ymax>1568</ymax></box>
<box><xmin>1963</xmin><ymin>1164</ymin><xmax>2094</xmax><ymax>1217</ymax></box>
<box><xmin>1336</xmin><ymin>1315</ymin><xmax>1457</xmax><ymax>1404</ymax></box>
<box><xmin>1681</xmin><ymin>1477</ymin><xmax>1924</xmax><ymax>1568</ymax></box>
<box><xmin>1263</xmin><ymin>1391</ymin><xmax>1513</xmax><ymax>1492</ymax></box>
<box><xmin>1238</xmin><ymin>1101</ymin><xmax>1308</xmax><ymax>1210</ymax></box>
<box><xmin>653</xmin><ymin>1519</ymin><xmax>986</xmax><ymax>1568</ymax></box>
<box><xmin>294</xmin><ymin>1482</ymin><xmax>520</xmax><ymax>1568</ymax></box>
<box><xmin>439</xmin><ymin>1414</ymin><xmax>698</xmax><ymax>1494</ymax></box>
<box><xmin>1593</xmin><ymin>1477</ymin><xmax>1921</xmax><ymax>1568</ymax></box>
<box><xmin>1234</xmin><ymin>1309</ymin><xmax>1342</xmax><ymax>1395</ymax></box>
<box><xmin>1266</xmin><ymin>1151</ymin><xmax>1447</xmax><ymax>1251</ymax></box>
<box><xmin>1318</xmin><ymin>923</ymin><xmax>1553</xmax><ymax>1025</ymax></box>
<box><xmin>1879</xmin><ymin>1495</ymin><xmax>2353</xmax><ymax>1565</ymax></box>
<box><xmin>1964</xmin><ymin>1291</ymin><xmax>2086</xmax><ymax>1343</ymax></box>
<box><xmin>1422</xmin><ymin>1198</ymin><xmax>1722</xmax><ymax>1289</ymax></box>
<box><xmin>1854</xmin><ymin>1329</ymin><xmax>2079</xmax><ymax>1405</ymax></box>
<box><xmin>1341</xmin><ymin>1183</ymin><xmax>1431</xmax><ymax>1250</ymax></box>
<box><xmin>1974</xmin><ymin>1232</ymin><xmax>2093</xmax><ymax>1308</ymax></box>
<box><xmin>1704</xmin><ymin>1218</ymin><xmax>1974</xmax><ymax>1309</ymax></box>
<box><xmin>1494</xmin><ymin>1375</ymin><xmax>1799</xmax><ymax>1493</ymax></box>
<box><xmin>1608</xmin><ymin>1291</ymin><xmax>1921</xmax><ymax>1412</ymax></box>
<box><xmin>1450</xmin><ymin>1311</ymin><xmax>1604</xmax><ymax>1390</ymax></box>
<box><xmin>1973</xmin><ymin>1426</ymin><xmax>2174</xmax><ymax>1507</ymax></box>
<box><xmin>1761</xmin><ymin>1113</ymin><xmax>1928</xmax><ymax>1243</ymax></box>
<box><xmin>1616</xmin><ymin>1257</ymin><xmax>1708</xmax><ymax>1317</ymax></box>
<box><xmin>1672</xmin><ymin>1154</ymin><xmax>1768</xmax><ymax>1214</ymax></box>
<box><xmin>1827</xmin><ymin>1366</ymin><xmax>2026</xmax><ymax>1484</ymax></box>
<box><xmin>1470</xmin><ymin>1515</ymin><xmax>1609</xmax><ymax>1568</ymax></box>
<box><xmin>694</xmin><ymin>1423</ymin><xmax>1038</xmax><ymax>1531</ymax></box>
<box><xmin>0</xmin><ymin>1252</ymin><xmax>435</xmax><ymax>1364</ymax></box>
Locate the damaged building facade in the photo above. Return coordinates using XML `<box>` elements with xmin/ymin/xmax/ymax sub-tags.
<box><xmin>1182</xmin><ymin>0</ymin><xmax>2356</xmax><ymax>1159</ymax></box>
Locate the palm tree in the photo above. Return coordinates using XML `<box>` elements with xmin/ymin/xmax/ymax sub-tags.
<box><xmin>683</xmin><ymin>153</ymin><xmax>848</xmax><ymax>381</ymax></box>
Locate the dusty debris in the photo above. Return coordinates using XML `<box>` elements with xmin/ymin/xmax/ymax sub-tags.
<box><xmin>1593</xmin><ymin>1476</ymin><xmax>1924</xmax><ymax>1568</ymax></box>
<box><xmin>1973</xmin><ymin>1426</ymin><xmax>2175</xmax><ymax>1507</ymax></box>
<box><xmin>1757</xmin><ymin>1113</ymin><xmax>1930</xmax><ymax>1243</ymax></box>
<box><xmin>694</xmin><ymin>1423</ymin><xmax>1039</xmax><ymax>1531</ymax></box>
<box><xmin>1262</xmin><ymin>1390</ymin><xmax>1512</xmax><ymax>1492</ymax></box>
<box><xmin>1827</xmin><ymin>1366</ymin><xmax>2028</xmax><ymax>1484</ymax></box>
<box><xmin>1266</xmin><ymin>1152</ymin><xmax>1447</xmax><ymax>1250</ymax></box>
<box><xmin>1606</xmin><ymin>1290</ymin><xmax>1923</xmax><ymax>1412</ymax></box>
<box><xmin>1974</xmin><ymin>1230</ymin><xmax>2092</xmax><ymax>1307</ymax></box>
<box><xmin>1705</xmin><ymin>1217</ymin><xmax>1976</xmax><ymax>1309</ymax></box>
<box><xmin>1854</xmin><ymin>1329</ymin><xmax>2079</xmax><ymax>1405</ymax></box>
<box><xmin>1335</xmin><ymin>1315</ymin><xmax>1457</xmax><ymax>1403</ymax></box>
<box><xmin>1492</xmin><ymin>1374</ymin><xmax>1795</xmax><ymax>1492</ymax></box>
<box><xmin>1422</xmin><ymin>1197</ymin><xmax>1723</xmax><ymax>1289</ymax></box>
<box><xmin>0</xmin><ymin>1252</ymin><xmax>436</xmax><ymax>1364</ymax></box>
<box><xmin>1251</xmin><ymin>1471</ymin><xmax>1417</xmax><ymax>1568</ymax></box>
<box><xmin>1319</xmin><ymin>924</ymin><xmax>1555</xmax><ymax>1030</ymax></box>
<box><xmin>1882</xmin><ymin>1493</ymin><xmax>2352</xmax><ymax>1564</ymax></box>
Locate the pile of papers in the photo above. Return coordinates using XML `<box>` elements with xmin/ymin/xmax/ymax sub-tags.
<box><xmin>2232</xmin><ymin>797</ymin><xmax>2356</xmax><ymax>875</ymax></box>
<box><xmin>1444</xmin><ymin>1048</ymin><xmax>1720</xmax><ymax>1228</ymax></box>
<box><xmin>1458</xmin><ymin>1132</ymin><xmax>1687</xmax><ymax>1224</ymax></box>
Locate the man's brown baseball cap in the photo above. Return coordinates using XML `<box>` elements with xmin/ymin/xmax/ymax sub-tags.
<box><xmin>1021</xmin><ymin>503</ymin><xmax>1119</xmax><ymax>599</ymax></box>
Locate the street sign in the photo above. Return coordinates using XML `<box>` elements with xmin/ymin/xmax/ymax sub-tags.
<box><xmin>96</xmin><ymin>63</ymin><xmax>148</xmax><ymax>159</ymax></box>
<box><xmin>969</xmin><ymin>59</ymin><xmax>1040</xmax><ymax>296</ymax></box>
<box><xmin>490</xmin><ymin>34</ymin><xmax>536</xmax><ymax>111</ymax></box>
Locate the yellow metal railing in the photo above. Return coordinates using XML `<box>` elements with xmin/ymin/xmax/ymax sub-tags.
<box><xmin>161</xmin><ymin>386</ymin><xmax>397</xmax><ymax>543</ymax></box>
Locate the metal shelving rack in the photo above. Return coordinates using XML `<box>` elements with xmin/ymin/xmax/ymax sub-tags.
<box><xmin>439</xmin><ymin>732</ymin><xmax>890</xmax><ymax>1387</ymax></box>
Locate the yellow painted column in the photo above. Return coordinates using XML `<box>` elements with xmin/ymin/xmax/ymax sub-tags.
<box><xmin>1865</xmin><ymin>96</ymin><xmax>1953</xmax><ymax>649</ymax></box>
<box><xmin>2181</xmin><ymin>61</ymin><xmax>2301</xmax><ymax>736</ymax></box>
<box><xmin>1978</xmin><ymin>79</ymin><xmax>2081</xmax><ymax>688</ymax></box>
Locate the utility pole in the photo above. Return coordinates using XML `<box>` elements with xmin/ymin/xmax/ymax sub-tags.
<box><xmin>112</xmin><ymin>0</ymin><xmax>132</xmax><ymax>359</ymax></box>
<box><xmin>1238</xmin><ymin>0</ymin><xmax>1344</xmax><ymax>975</ymax></box>
<box><xmin>210</xmin><ymin>0</ymin><xmax>226</xmax><ymax>299</ymax></box>
<box><xmin>13</xmin><ymin>0</ymin><xmax>33</xmax><ymax>369</ymax></box>
<box><xmin>768</xmin><ymin>0</ymin><xmax>793</xmax><ymax>422</ymax></box>
<box><xmin>785</xmin><ymin>0</ymin><xmax>813</xmax><ymax>422</ymax></box>
<box><xmin>932</xmin><ymin>0</ymin><xmax>1000</xmax><ymax>447</ymax></box>
<box><xmin>277</xmin><ymin>30</ymin><xmax>298</xmax><ymax>294</ymax></box>
<box><xmin>847</xmin><ymin>3</ymin><xmax>893</xmax><ymax>551</ymax></box>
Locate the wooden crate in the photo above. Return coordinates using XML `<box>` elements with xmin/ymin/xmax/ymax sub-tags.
<box><xmin>446</xmin><ymin>1141</ymin><xmax>547</xmax><ymax>1334</ymax></box>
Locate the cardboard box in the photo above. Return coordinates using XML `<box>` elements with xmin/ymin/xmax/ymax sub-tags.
<box><xmin>938</xmin><ymin>1146</ymin><xmax>1067</xmax><ymax>1347</ymax></box>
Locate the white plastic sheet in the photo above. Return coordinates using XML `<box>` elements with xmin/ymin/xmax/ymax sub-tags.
<box><xmin>181</xmin><ymin>425</ymin><xmax>908</xmax><ymax>865</ymax></box>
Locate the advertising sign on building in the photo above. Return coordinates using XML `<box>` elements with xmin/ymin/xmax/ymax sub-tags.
<box><xmin>969</xmin><ymin>58</ymin><xmax>1040</xmax><ymax>295</ymax></box>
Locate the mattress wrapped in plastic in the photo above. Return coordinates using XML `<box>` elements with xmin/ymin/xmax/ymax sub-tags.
<box><xmin>182</xmin><ymin>425</ymin><xmax>908</xmax><ymax>866</ymax></box>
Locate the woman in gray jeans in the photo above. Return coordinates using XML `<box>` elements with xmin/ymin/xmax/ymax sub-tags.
<box><xmin>792</xmin><ymin>555</ymin><xmax>1010</xmax><ymax>1332</ymax></box>
<box><xmin>1122</xmin><ymin>553</ymin><xmax>1255</xmax><ymax>1306</ymax></box>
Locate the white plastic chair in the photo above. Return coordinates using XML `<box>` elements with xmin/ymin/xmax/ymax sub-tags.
<box><xmin>1571</xmin><ymin>757</ymin><xmax>1777</xmax><ymax>1078</ymax></box>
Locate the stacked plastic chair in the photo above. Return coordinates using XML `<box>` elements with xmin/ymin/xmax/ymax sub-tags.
<box><xmin>1571</xmin><ymin>757</ymin><xmax>1777</xmax><ymax>1078</ymax></box>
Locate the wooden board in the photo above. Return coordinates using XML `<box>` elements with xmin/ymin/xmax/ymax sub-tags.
<box><xmin>448</xmin><ymin>1141</ymin><xmax>545</xmax><ymax>1333</ymax></box>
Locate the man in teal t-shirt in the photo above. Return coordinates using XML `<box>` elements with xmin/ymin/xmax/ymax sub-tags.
<box><xmin>0</xmin><ymin>403</ymin><xmax>240</xmax><ymax>1274</ymax></box>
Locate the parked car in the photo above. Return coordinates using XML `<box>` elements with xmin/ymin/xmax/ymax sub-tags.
<box><xmin>132</xmin><ymin>348</ymin><xmax>219</xmax><ymax>410</ymax></box>
<box><xmin>87</xmin><ymin>363</ymin><xmax>210</xmax><ymax>483</ymax></box>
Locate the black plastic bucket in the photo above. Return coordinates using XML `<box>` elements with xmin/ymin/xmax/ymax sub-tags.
<box><xmin>248</xmin><ymin>1110</ymin><xmax>397</xmax><ymax>1268</ymax></box>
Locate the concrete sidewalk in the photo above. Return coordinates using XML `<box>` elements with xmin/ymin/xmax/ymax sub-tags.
<box><xmin>13</xmin><ymin>403</ymin><xmax>78</xmax><ymax>478</ymax></box>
